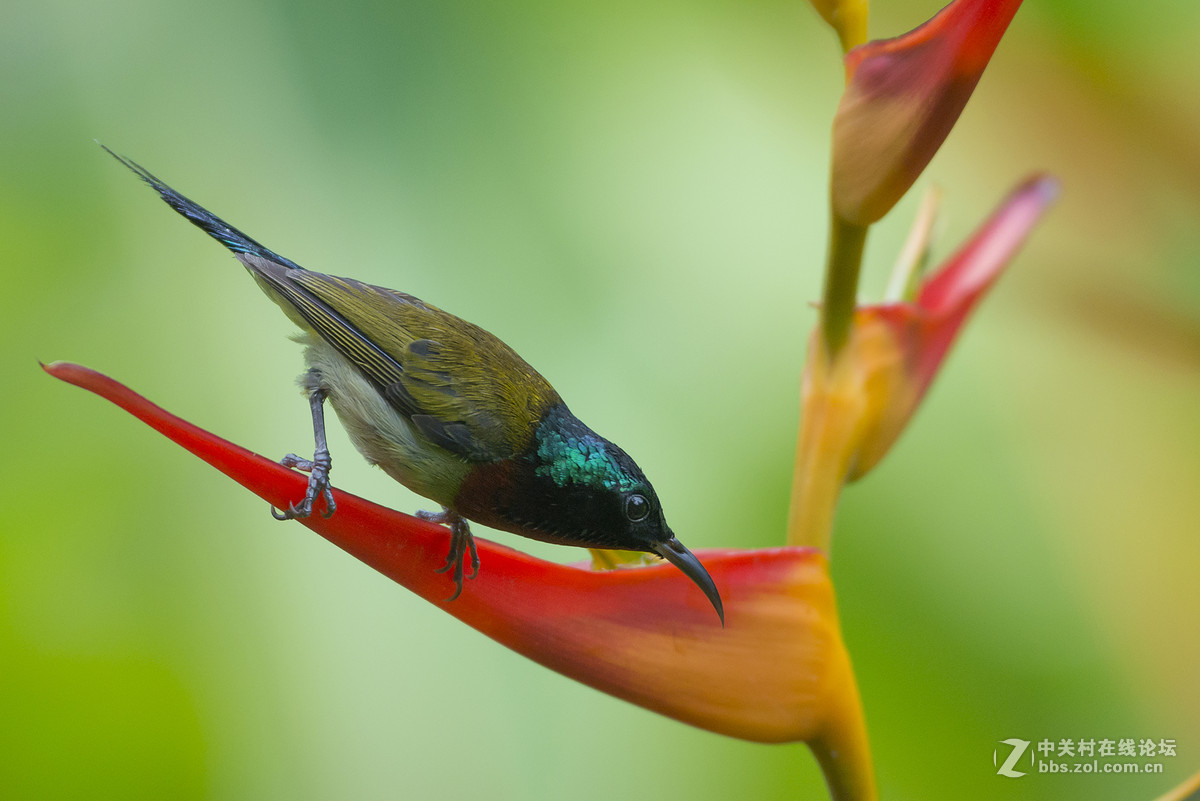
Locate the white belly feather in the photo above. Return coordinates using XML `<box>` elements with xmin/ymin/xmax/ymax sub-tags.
<box><xmin>297</xmin><ymin>335</ymin><xmax>472</xmax><ymax>506</ymax></box>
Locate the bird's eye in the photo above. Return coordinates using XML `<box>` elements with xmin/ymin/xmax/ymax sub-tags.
<box><xmin>624</xmin><ymin>493</ymin><xmax>650</xmax><ymax>522</ymax></box>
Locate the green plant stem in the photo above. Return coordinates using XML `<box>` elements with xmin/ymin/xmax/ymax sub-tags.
<box><xmin>821</xmin><ymin>214</ymin><xmax>869</xmax><ymax>360</ymax></box>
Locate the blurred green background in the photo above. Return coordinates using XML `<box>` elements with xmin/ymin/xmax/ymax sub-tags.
<box><xmin>4</xmin><ymin>0</ymin><xmax>1198</xmax><ymax>798</ymax></box>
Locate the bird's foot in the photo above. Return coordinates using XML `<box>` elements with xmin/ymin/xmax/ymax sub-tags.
<box><xmin>418</xmin><ymin>507</ymin><xmax>480</xmax><ymax>601</ymax></box>
<box><xmin>271</xmin><ymin>447</ymin><xmax>336</xmax><ymax>520</ymax></box>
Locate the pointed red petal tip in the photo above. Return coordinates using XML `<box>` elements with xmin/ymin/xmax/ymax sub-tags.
<box><xmin>843</xmin><ymin>0</ymin><xmax>1024</xmax><ymax>81</ymax></box>
<box><xmin>854</xmin><ymin>172</ymin><xmax>1058</xmax><ymax>380</ymax></box>
<box><xmin>832</xmin><ymin>0</ymin><xmax>1026</xmax><ymax>225</ymax></box>
<box><xmin>905</xmin><ymin>173</ymin><xmax>1058</xmax><ymax>388</ymax></box>
<box><xmin>916</xmin><ymin>173</ymin><xmax>1059</xmax><ymax>316</ymax></box>
<box><xmin>45</xmin><ymin>361</ymin><xmax>846</xmax><ymax>742</ymax></box>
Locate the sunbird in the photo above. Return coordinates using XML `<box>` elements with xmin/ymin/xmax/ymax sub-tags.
<box><xmin>105</xmin><ymin>147</ymin><xmax>724</xmax><ymax>623</ymax></box>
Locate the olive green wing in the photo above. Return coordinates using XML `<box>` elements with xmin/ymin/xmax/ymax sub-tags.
<box><xmin>256</xmin><ymin>262</ymin><xmax>559</xmax><ymax>461</ymax></box>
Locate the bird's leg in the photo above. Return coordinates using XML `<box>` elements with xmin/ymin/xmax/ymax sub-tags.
<box><xmin>417</xmin><ymin>507</ymin><xmax>480</xmax><ymax>601</ymax></box>
<box><xmin>271</xmin><ymin>385</ymin><xmax>337</xmax><ymax>521</ymax></box>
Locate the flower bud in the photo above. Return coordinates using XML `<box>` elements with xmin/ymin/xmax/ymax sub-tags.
<box><xmin>831</xmin><ymin>0</ymin><xmax>1024</xmax><ymax>225</ymax></box>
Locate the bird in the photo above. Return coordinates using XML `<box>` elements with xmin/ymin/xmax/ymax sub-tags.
<box><xmin>103</xmin><ymin>146</ymin><xmax>724</xmax><ymax>623</ymax></box>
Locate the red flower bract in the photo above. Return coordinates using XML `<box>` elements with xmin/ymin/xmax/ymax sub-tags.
<box><xmin>44</xmin><ymin>361</ymin><xmax>861</xmax><ymax>746</ymax></box>
<box><xmin>862</xmin><ymin>173</ymin><xmax>1060</xmax><ymax>418</ymax></box>
<box><xmin>788</xmin><ymin>175</ymin><xmax>1057</xmax><ymax>551</ymax></box>
<box><xmin>831</xmin><ymin>0</ymin><xmax>1025</xmax><ymax>226</ymax></box>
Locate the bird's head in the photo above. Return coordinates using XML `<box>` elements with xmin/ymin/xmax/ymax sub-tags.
<box><xmin>518</xmin><ymin>406</ymin><xmax>724</xmax><ymax>623</ymax></box>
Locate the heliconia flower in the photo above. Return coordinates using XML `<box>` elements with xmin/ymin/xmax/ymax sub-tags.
<box><xmin>789</xmin><ymin>175</ymin><xmax>1057</xmax><ymax>548</ymax></box>
<box><xmin>44</xmin><ymin>361</ymin><xmax>874</xmax><ymax>796</ymax></box>
<box><xmin>830</xmin><ymin>0</ymin><xmax>1024</xmax><ymax>226</ymax></box>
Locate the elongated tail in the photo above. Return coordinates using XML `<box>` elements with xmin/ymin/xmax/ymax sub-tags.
<box><xmin>103</xmin><ymin>144</ymin><xmax>412</xmax><ymax>398</ymax></box>
<box><xmin>100</xmin><ymin>144</ymin><xmax>304</xmax><ymax>271</ymax></box>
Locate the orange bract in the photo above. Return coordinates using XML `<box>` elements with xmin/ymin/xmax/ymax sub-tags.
<box><xmin>789</xmin><ymin>175</ymin><xmax>1057</xmax><ymax>550</ymax></box>
<box><xmin>44</xmin><ymin>361</ymin><xmax>863</xmax><ymax>748</ymax></box>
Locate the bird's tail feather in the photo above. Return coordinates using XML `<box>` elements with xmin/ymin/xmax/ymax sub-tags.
<box><xmin>101</xmin><ymin>144</ymin><xmax>303</xmax><ymax>271</ymax></box>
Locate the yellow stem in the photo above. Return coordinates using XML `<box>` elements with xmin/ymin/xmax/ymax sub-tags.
<box><xmin>810</xmin><ymin>606</ymin><xmax>877</xmax><ymax>800</ymax></box>
<box><xmin>832</xmin><ymin>0</ymin><xmax>870</xmax><ymax>54</ymax></box>
<box><xmin>1153</xmin><ymin>769</ymin><xmax>1200</xmax><ymax>801</ymax></box>
<box><xmin>786</xmin><ymin>337</ymin><xmax>865</xmax><ymax>550</ymax></box>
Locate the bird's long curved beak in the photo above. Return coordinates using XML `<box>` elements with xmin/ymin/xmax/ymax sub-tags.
<box><xmin>652</xmin><ymin>537</ymin><xmax>725</xmax><ymax>626</ymax></box>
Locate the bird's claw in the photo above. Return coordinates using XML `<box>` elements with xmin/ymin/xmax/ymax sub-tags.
<box><xmin>418</xmin><ymin>508</ymin><xmax>479</xmax><ymax>601</ymax></box>
<box><xmin>271</xmin><ymin>448</ymin><xmax>335</xmax><ymax>520</ymax></box>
